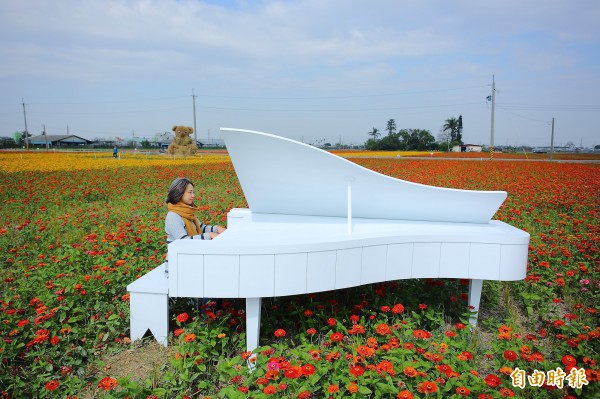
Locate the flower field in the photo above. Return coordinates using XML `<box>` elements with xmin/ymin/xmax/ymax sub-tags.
<box><xmin>0</xmin><ymin>152</ymin><xmax>598</xmax><ymax>399</ymax></box>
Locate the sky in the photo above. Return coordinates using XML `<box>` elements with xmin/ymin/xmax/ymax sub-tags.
<box><xmin>1</xmin><ymin>0</ymin><xmax>599</xmax><ymax>148</ymax></box>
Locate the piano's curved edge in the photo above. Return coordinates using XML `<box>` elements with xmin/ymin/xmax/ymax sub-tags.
<box><xmin>168</xmin><ymin>231</ymin><xmax>529</xmax><ymax>299</ymax></box>
<box><xmin>220</xmin><ymin>127</ymin><xmax>508</xmax><ymax>224</ymax></box>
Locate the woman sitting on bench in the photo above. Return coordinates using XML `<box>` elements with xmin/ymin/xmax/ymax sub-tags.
<box><xmin>165</xmin><ymin>177</ymin><xmax>226</xmax><ymax>243</ymax></box>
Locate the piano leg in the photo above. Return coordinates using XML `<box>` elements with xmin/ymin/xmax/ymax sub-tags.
<box><xmin>468</xmin><ymin>279</ymin><xmax>483</xmax><ymax>328</ymax></box>
<box><xmin>246</xmin><ymin>297</ymin><xmax>262</xmax><ymax>371</ymax></box>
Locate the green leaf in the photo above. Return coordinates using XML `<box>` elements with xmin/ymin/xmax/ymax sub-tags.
<box><xmin>358</xmin><ymin>386</ymin><xmax>372</xmax><ymax>394</ymax></box>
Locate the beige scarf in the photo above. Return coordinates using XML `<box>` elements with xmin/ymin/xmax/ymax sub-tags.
<box><xmin>168</xmin><ymin>202</ymin><xmax>201</xmax><ymax>237</ymax></box>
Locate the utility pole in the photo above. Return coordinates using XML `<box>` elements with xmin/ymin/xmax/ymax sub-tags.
<box><xmin>21</xmin><ymin>99</ymin><xmax>29</xmax><ymax>151</ymax></box>
<box><xmin>489</xmin><ymin>75</ymin><xmax>496</xmax><ymax>160</ymax></box>
<box><xmin>550</xmin><ymin>117</ymin><xmax>555</xmax><ymax>160</ymax></box>
<box><xmin>192</xmin><ymin>89</ymin><xmax>198</xmax><ymax>147</ymax></box>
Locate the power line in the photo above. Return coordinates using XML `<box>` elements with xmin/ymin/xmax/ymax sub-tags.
<box><xmin>202</xmin><ymin>102</ymin><xmax>482</xmax><ymax>113</ymax></box>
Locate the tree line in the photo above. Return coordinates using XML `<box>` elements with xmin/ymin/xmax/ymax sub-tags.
<box><xmin>365</xmin><ymin>116</ymin><xmax>463</xmax><ymax>151</ymax></box>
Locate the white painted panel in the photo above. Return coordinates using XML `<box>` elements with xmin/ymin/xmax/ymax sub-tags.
<box><xmin>240</xmin><ymin>255</ymin><xmax>275</xmax><ymax>297</ymax></box>
<box><xmin>204</xmin><ymin>255</ymin><xmax>240</xmax><ymax>298</ymax></box>
<box><xmin>361</xmin><ymin>245</ymin><xmax>387</xmax><ymax>285</ymax></box>
<box><xmin>469</xmin><ymin>243</ymin><xmax>500</xmax><ymax>280</ymax></box>
<box><xmin>440</xmin><ymin>243</ymin><xmax>470</xmax><ymax>278</ymax></box>
<box><xmin>386</xmin><ymin>243</ymin><xmax>413</xmax><ymax>280</ymax></box>
<box><xmin>335</xmin><ymin>248</ymin><xmax>362</xmax><ymax>289</ymax></box>
<box><xmin>175</xmin><ymin>254</ymin><xmax>204</xmax><ymax>297</ymax></box>
<box><xmin>275</xmin><ymin>253</ymin><xmax>307</xmax><ymax>296</ymax></box>
<box><xmin>412</xmin><ymin>243</ymin><xmax>440</xmax><ymax>278</ymax></box>
<box><xmin>499</xmin><ymin>245</ymin><xmax>528</xmax><ymax>280</ymax></box>
<box><xmin>307</xmin><ymin>251</ymin><xmax>336</xmax><ymax>293</ymax></box>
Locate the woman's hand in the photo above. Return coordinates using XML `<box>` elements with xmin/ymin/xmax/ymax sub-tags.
<box><xmin>216</xmin><ymin>226</ymin><xmax>227</xmax><ymax>234</ymax></box>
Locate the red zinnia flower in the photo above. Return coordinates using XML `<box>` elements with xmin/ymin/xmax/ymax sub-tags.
<box><xmin>284</xmin><ymin>366</ymin><xmax>303</xmax><ymax>379</ymax></box>
<box><xmin>306</xmin><ymin>328</ymin><xmax>316</xmax><ymax>335</ymax></box>
<box><xmin>456</xmin><ymin>386</ymin><xmax>471</xmax><ymax>396</ymax></box>
<box><xmin>330</xmin><ymin>332</ymin><xmax>344</xmax><ymax>342</ymax></box>
<box><xmin>298</xmin><ymin>390</ymin><xmax>310</xmax><ymax>399</ymax></box>
<box><xmin>98</xmin><ymin>377</ymin><xmax>118</xmax><ymax>390</ymax></box>
<box><xmin>45</xmin><ymin>380</ymin><xmax>59</xmax><ymax>391</ymax></box>
<box><xmin>176</xmin><ymin>312</ymin><xmax>189</xmax><ymax>323</ymax></box>
<box><xmin>263</xmin><ymin>385</ymin><xmax>277</xmax><ymax>395</ymax></box>
<box><xmin>263</xmin><ymin>385</ymin><xmax>276</xmax><ymax>395</ymax></box>
<box><xmin>350</xmin><ymin>365</ymin><xmax>365</xmax><ymax>377</ymax></box>
<box><xmin>413</xmin><ymin>329</ymin><xmax>431</xmax><ymax>339</ymax></box>
<box><xmin>484</xmin><ymin>374</ymin><xmax>501</xmax><ymax>388</ymax></box>
<box><xmin>327</xmin><ymin>384</ymin><xmax>339</xmax><ymax>393</ymax></box>
<box><xmin>274</xmin><ymin>328</ymin><xmax>286</xmax><ymax>337</ymax></box>
<box><xmin>397</xmin><ymin>390</ymin><xmax>414</xmax><ymax>399</ymax></box>
<box><xmin>392</xmin><ymin>303</ymin><xmax>405</xmax><ymax>313</ymax></box>
<box><xmin>375</xmin><ymin>323</ymin><xmax>391</xmax><ymax>335</ymax></box>
<box><xmin>417</xmin><ymin>381</ymin><xmax>438</xmax><ymax>394</ymax></box>
<box><xmin>302</xmin><ymin>363</ymin><xmax>316</xmax><ymax>376</ymax></box>
<box><xmin>562</xmin><ymin>354</ymin><xmax>577</xmax><ymax>366</ymax></box>
<box><xmin>503</xmin><ymin>350</ymin><xmax>517</xmax><ymax>361</ymax></box>
<box><xmin>183</xmin><ymin>333</ymin><xmax>196</xmax><ymax>342</ymax></box>
<box><xmin>347</xmin><ymin>382</ymin><xmax>359</xmax><ymax>393</ymax></box>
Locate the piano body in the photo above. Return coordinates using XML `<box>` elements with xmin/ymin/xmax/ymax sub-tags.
<box><xmin>128</xmin><ymin>128</ymin><xmax>530</xmax><ymax>355</ymax></box>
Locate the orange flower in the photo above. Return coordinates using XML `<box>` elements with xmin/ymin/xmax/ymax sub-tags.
<box><xmin>376</xmin><ymin>323</ymin><xmax>391</xmax><ymax>335</ymax></box>
<box><xmin>403</xmin><ymin>366</ymin><xmax>417</xmax><ymax>377</ymax></box>
<box><xmin>330</xmin><ymin>332</ymin><xmax>344</xmax><ymax>342</ymax></box>
<box><xmin>392</xmin><ymin>303</ymin><xmax>405</xmax><ymax>313</ymax></box>
<box><xmin>45</xmin><ymin>380</ymin><xmax>59</xmax><ymax>391</ymax></box>
<box><xmin>327</xmin><ymin>384</ymin><xmax>339</xmax><ymax>393</ymax></box>
<box><xmin>98</xmin><ymin>377</ymin><xmax>118</xmax><ymax>390</ymax></box>
<box><xmin>397</xmin><ymin>390</ymin><xmax>414</xmax><ymax>399</ymax></box>
<box><xmin>350</xmin><ymin>365</ymin><xmax>365</xmax><ymax>377</ymax></box>
<box><xmin>274</xmin><ymin>328</ymin><xmax>286</xmax><ymax>337</ymax></box>
<box><xmin>176</xmin><ymin>312</ymin><xmax>189</xmax><ymax>323</ymax></box>
<box><xmin>417</xmin><ymin>381</ymin><xmax>438</xmax><ymax>394</ymax></box>
<box><xmin>183</xmin><ymin>333</ymin><xmax>196</xmax><ymax>342</ymax></box>
<box><xmin>347</xmin><ymin>382</ymin><xmax>359</xmax><ymax>393</ymax></box>
<box><xmin>263</xmin><ymin>385</ymin><xmax>276</xmax><ymax>395</ymax></box>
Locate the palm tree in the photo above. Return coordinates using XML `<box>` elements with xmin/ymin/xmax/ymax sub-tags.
<box><xmin>368</xmin><ymin>127</ymin><xmax>381</xmax><ymax>140</ymax></box>
<box><xmin>443</xmin><ymin>117</ymin><xmax>458</xmax><ymax>143</ymax></box>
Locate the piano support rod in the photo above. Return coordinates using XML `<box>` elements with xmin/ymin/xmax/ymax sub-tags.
<box><xmin>347</xmin><ymin>178</ymin><xmax>353</xmax><ymax>234</ymax></box>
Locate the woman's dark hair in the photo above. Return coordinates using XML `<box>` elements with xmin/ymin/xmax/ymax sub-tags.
<box><xmin>166</xmin><ymin>177</ymin><xmax>194</xmax><ymax>204</ymax></box>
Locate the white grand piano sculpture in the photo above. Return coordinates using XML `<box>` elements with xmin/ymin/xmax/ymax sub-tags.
<box><xmin>128</xmin><ymin>128</ymin><xmax>530</xmax><ymax>357</ymax></box>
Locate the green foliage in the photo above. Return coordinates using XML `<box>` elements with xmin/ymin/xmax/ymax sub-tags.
<box><xmin>0</xmin><ymin>159</ymin><xmax>598</xmax><ymax>398</ymax></box>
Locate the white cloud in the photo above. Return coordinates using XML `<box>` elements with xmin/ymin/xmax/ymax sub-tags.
<box><xmin>0</xmin><ymin>0</ymin><xmax>598</xmax><ymax>146</ymax></box>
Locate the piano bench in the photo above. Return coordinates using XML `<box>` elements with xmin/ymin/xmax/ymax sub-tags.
<box><xmin>127</xmin><ymin>263</ymin><xmax>169</xmax><ymax>346</ymax></box>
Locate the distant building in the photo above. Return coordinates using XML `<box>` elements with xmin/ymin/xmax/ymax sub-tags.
<box><xmin>197</xmin><ymin>138</ymin><xmax>225</xmax><ymax>148</ymax></box>
<box><xmin>27</xmin><ymin>134</ymin><xmax>92</xmax><ymax>147</ymax></box>
<box><xmin>452</xmin><ymin>144</ymin><xmax>482</xmax><ymax>152</ymax></box>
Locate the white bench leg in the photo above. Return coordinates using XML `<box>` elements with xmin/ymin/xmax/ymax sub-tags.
<box><xmin>130</xmin><ymin>291</ymin><xmax>169</xmax><ymax>346</ymax></box>
<box><xmin>468</xmin><ymin>279</ymin><xmax>483</xmax><ymax>328</ymax></box>
<box><xmin>246</xmin><ymin>297</ymin><xmax>261</xmax><ymax>371</ymax></box>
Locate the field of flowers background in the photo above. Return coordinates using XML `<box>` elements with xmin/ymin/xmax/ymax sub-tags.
<box><xmin>0</xmin><ymin>150</ymin><xmax>598</xmax><ymax>399</ymax></box>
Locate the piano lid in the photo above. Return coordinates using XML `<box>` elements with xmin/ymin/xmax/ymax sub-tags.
<box><xmin>220</xmin><ymin>128</ymin><xmax>507</xmax><ymax>224</ymax></box>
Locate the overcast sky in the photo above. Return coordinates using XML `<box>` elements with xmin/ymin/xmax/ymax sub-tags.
<box><xmin>1</xmin><ymin>0</ymin><xmax>599</xmax><ymax>147</ymax></box>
